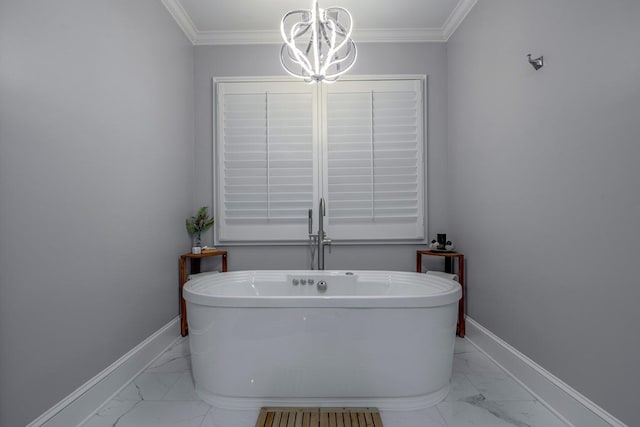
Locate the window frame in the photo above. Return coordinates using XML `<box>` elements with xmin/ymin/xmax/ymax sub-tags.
<box><xmin>213</xmin><ymin>75</ymin><xmax>428</xmax><ymax>246</ymax></box>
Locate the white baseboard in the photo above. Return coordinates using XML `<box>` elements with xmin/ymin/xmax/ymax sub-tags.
<box><xmin>27</xmin><ymin>317</ymin><xmax>181</xmax><ymax>427</ymax></box>
<box><xmin>27</xmin><ymin>316</ymin><xmax>626</xmax><ymax>427</ymax></box>
<box><xmin>465</xmin><ymin>317</ymin><xmax>626</xmax><ymax>427</ymax></box>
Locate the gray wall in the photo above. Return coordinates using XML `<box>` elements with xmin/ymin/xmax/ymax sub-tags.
<box><xmin>447</xmin><ymin>1</ymin><xmax>640</xmax><ymax>424</ymax></box>
<box><xmin>194</xmin><ymin>43</ymin><xmax>450</xmax><ymax>273</ymax></box>
<box><xmin>0</xmin><ymin>1</ymin><xmax>194</xmax><ymax>425</ymax></box>
<box><xmin>4</xmin><ymin>1</ymin><xmax>635</xmax><ymax>424</ymax></box>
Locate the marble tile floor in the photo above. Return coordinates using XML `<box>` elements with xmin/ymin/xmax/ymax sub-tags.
<box><xmin>82</xmin><ymin>337</ymin><xmax>569</xmax><ymax>427</ymax></box>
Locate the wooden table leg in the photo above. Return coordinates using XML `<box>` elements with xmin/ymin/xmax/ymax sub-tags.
<box><xmin>179</xmin><ymin>257</ymin><xmax>188</xmax><ymax>337</ymax></box>
<box><xmin>416</xmin><ymin>252</ymin><xmax>422</xmax><ymax>273</ymax></box>
<box><xmin>457</xmin><ymin>255</ymin><xmax>465</xmax><ymax>337</ymax></box>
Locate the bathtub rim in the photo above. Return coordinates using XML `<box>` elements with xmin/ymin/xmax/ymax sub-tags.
<box><xmin>183</xmin><ymin>269</ymin><xmax>462</xmax><ymax>309</ymax></box>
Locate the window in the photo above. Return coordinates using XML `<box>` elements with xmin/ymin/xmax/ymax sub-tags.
<box><xmin>215</xmin><ymin>77</ymin><xmax>425</xmax><ymax>244</ymax></box>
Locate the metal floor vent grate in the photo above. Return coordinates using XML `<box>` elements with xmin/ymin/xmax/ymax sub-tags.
<box><xmin>256</xmin><ymin>407</ymin><xmax>383</xmax><ymax>427</ymax></box>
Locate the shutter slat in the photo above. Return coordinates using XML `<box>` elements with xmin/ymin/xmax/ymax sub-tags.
<box><xmin>219</xmin><ymin>84</ymin><xmax>315</xmax><ymax>238</ymax></box>
<box><xmin>323</xmin><ymin>79</ymin><xmax>424</xmax><ymax>239</ymax></box>
<box><xmin>217</xmin><ymin>79</ymin><xmax>423</xmax><ymax>243</ymax></box>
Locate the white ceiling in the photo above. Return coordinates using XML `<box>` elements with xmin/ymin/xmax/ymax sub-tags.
<box><xmin>161</xmin><ymin>0</ymin><xmax>478</xmax><ymax>45</ymax></box>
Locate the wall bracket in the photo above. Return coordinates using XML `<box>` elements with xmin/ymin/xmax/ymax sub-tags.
<box><xmin>527</xmin><ymin>53</ymin><xmax>544</xmax><ymax>70</ymax></box>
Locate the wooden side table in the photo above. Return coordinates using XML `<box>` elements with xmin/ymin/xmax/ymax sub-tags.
<box><xmin>179</xmin><ymin>250</ymin><xmax>227</xmax><ymax>336</ymax></box>
<box><xmin>416</xmin><ymin>250</ymin><xmax>465</xmax><ymax>337</ymax></box>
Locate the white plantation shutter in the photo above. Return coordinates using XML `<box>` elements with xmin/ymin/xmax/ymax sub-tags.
<box><xmin>322</xmin><ymin>80</ymin><xmax>424</xmax><ymax>240</ymax></box>
<box><xmin>216</xmin><ymin>82</ymin><xmax>318</xmax><ymax>242</ymax></box>
<box><xmin>215</xmin><ymin>78</ymin><xmax>425</xmax><ymax>244</ymax></box>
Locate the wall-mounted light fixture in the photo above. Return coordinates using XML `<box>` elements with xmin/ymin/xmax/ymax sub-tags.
<box><xmin>280</xmin><ymin>0</ymin><xmax>357</xmax><ymax>83</ymax></box>
<box><xmin>527</xmin><ymin>54</ymin><xmax>544</xmax><ymax>70</ymax></box>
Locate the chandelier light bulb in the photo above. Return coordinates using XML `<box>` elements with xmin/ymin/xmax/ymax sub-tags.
<box><xmin>280</xmin><ymin>0</ymin><xmax>357</xmax><ymax>83</ymax></box>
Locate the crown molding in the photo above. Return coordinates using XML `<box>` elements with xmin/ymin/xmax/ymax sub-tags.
<box><xmin>193</xmin><ymin>28</ymin><xmax>447</xmax><ymax>45</ymax></box>
<box><xmin>442</xmin><ymin>0</ymin><xmax>478</xmax><ymax>40</ymax></box>
<box><xmin>356</xmin><ymin>28</ymin><xmax>447</xmax><ymax>43</ymax></box>
<box><xmin>194</xmin><ymin>30</ymin><xmax>281</xmax><ymax>46</ymax></box>
<box><xmin>162</xmin><ymin>0</ymin><xmax>478</xmax><ymax>46</ymax></box>
<box><xmin>161</xmin><ymin>0</ymin><xmax>197</xmax><ymax>43</ymax></box>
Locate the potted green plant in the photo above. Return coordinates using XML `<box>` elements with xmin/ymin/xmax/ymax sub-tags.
<box><xmin>186</xmin><ymin>206</ymin><xmax>214</xmax><ymax>254</ymax></box>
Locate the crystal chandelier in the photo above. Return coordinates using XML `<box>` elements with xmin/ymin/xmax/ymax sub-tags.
<box><xmin>280</xmin><ymin>0</ymin><xmax>357</xmax><ymax>83</ymax></box>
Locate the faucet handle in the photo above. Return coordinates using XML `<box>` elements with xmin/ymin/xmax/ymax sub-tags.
<box><xmin>324</xmin><ymin>238</ymin><xmax>332</xmax><ymax>254</ymax></box>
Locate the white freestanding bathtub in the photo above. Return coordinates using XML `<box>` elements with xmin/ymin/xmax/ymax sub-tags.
<box><xmin>183</xmin><ymin>270</ymin><xmax>461</xmax><ymax>410</ymax></box>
